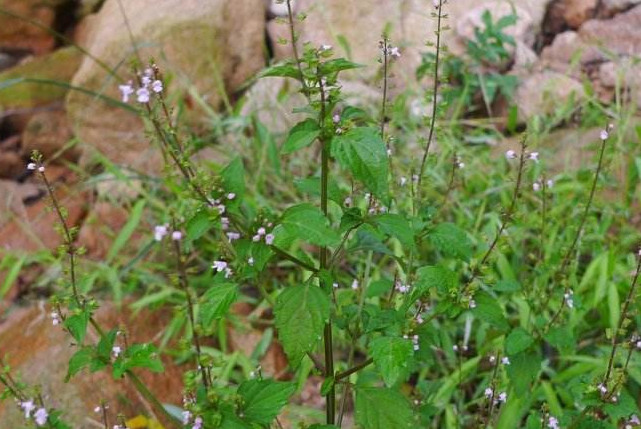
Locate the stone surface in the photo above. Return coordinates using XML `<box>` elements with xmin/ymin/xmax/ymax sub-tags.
<box><xmin>0</xmin><ymin>303</ymin><xmax>185</xmax><ymax>427</ymax></box>
<box><xmin>22</xmin><ymin>109</ymin><xmax>78</xmax><ymax>162</ymax></box>
<box><xmin>77</xmin><ymin>201</ymin><xmax>133</xmax><ymax>260</ymax></box>
<box><xmin>513</xmin><ymin>71</ymin><xmax>585</xmax><ymax>122</ymax></box>
<box><xmin>0</xmin><ymin>0</ymin><xmax>68</xmax><ymax>55</ymax></box>
<box><xmin>0</xmin><ymin>150</ymin><xmax>22</xmax><ymax>179</ymax></box>
<box><xmin>66</xmin><ymin>0</ymin><xmax>266</xmax><ymax>172</ymax></box>
<box><xmin>0</xmin><ymin>47</ymin><xmax>83</xmax><ymax>111</ymax></box>
<box><xmin>562</xmin><ymin>0</ymin><xmax>598</xmax><ymax>28</ymax></box>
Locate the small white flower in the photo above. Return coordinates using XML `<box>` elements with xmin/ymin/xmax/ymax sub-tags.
<box><xmin>51</xmin><ymin>312</ymin><xmax>60</xmax><ymax>326</ymax></box>
<box><xmin>489</xmin><ymin>355</ymin><xmax>496</xmax><ymax>364</ymax></box>
<box><xmin>27</xmin><ymin>162</ymin><xmax>36</xmax><ymax>170</ymax></box>
<box><xmin>484</xmin><ymin>387</ymin><xmax>494</xmax><ymax>398</ymax></box>
<box><xmin>433</xmin><ymin>0</ymin><xmax>440</xmax><ymax>8</ymax></box>
<box><xmin>547</xmin><ymin>179</ymin><xmax>554</xmax><ymax>188</ymax></box>
<box><xmin>224</xmin><ymin>267</ymin><xmax>233</xmax><ymax>278</ymax></box>
<box><xmin>221</xmin><ymin>217</ymin><xmax>229</xmax><ymax>230</ymax></box>
<box><xmin>400</xmin><ymin>177</ymin><xmax>408</xmax><ymax>187</ymax></box>
<box><xmin>501</xmin><ymin>357</ymin><xmax>510</xmax><ymax>365</ymax></box>
<box><xmin>344</xmin><ymin>196</ymin><xmax>353</xmax><ymax>207</ymax></box>
<box><xmin>332</xmin><ymin>282</ymin><xmax>339</xmax><ymax>289</ymax></box>
<box><xmin>141</xmin><ymin>75</ymin><xmax>152</xmax><ymax>87</ymax></box>
<box><xmin>320</xmin><ymin>44</ymin><xmax>332</xmax><ymax>51</ymax></box>
<box><xmin>193</xmin><ymin>416</ymin><xmax>203</xmax><ymax>429</ymax></box>
<box><xmin>112</xmin><ymin>346</ymin><xmax>122</xmax><ymax>358</ymax></box>
<box><xmin>468</xmin><ymin>299</ymin><xmax>477</xmax><ymax>309</ymax></box>
<box><xmin>182</xmin><ymin>410</ymin><xmax>192</xmax><ymax>424</ymax></box>
<box><xmin>151</xmin><ymin>79</ymin><xmax>163</xmax><ymax>93</ymax></box>
<box><xmin>547</xmin><ymin>416</ymin><xmax>560</xmax><ymax>429</ymax></box>
<box><xmin>333</xmin><ymin>114</ymin><xmax>340</xmax><ymax>123</ymax></box>
<box><xmin>265</xmin><ymin>233</ymin><xmax>275</xmax><ymax>245</ymax></box>
<box><xmin>505</xmin><ymin>150</ymin><xmax>517</xmax><ymax>160</ymax></box>
<box><xmin>136</xmin><ymin>87</ymin><xmax>150</xmax><ymax>103</ymax></box>
<box><xmin>564</xmin><ymin>290</ymin><xmax>574</xmax><ymax>309</ymax></box>
<box><xmin>416</xmin><ymin>314</ymin><xmax>424</xmax><ymax>324</ymax></box>
<box><xmin>227</xmin><ymin>193</ymin><xmax>236</xmax><ymax>200</ymax></box>
<box><xmin>497</xmin><ymin>392</ymin><xmax>507</xmax><ymax>403</ymax></box>
<box><xmin>216</xmin><ymin>204</ymin><xmax>226</xmax><ymax>214</ymax></box>
<box><xmin>351</xmin><ymin>279</ymin><xmax>359</xmax><ymax>290</ymax></box>
<box><xmin>636</xmin><ymin>340</ymin><xmax>641</xmax><ymax>350</ymax></box>
<box><xmin>529</xmin><ymin>152</ymin><xmax>539</xmax><ymax>162</ymax></box>
<box><xmin>453</xmin><ymin>345</ymin><xmax>459</xmax><ymax>352</ymax></box>
<box><xmin>458</xmin><ymin>161</ymin><xmax>465</xmax><ymax>169</ymax></box>
<box><xmin>38</xmin><ymin>166</ymin><xmax>45</xmax><ymax>173</ymax></box>
<box><xmin>629</xmin><ymin>414</ymin><xmax>640</xmax><ymax>425</ymax></box>
<box><xmin>412</xmin><ymin>174</ymin><xmax>419</xmax><ymax>183</ymax></box>
<box><xmin>252</xmin><ymin>234</ymin><xmax>261</xmax><ymax>242</ymax></box>
<box><xmin>248</xmin><ymin>257</ymin><xmax>254</xmax><ymax>266</ymax></box>
<box><xmin>94</xmin><ymin>406</ymin><xmax>101</xmax><ymax>413</ymax></box>
<box><xmin>389</xmin><ymin>46</ymin><xmax>401</xmax><ymax>58</ymax></box>
<box><xmin>387</xmin><ymin>148</ymin><xmax>392</xmax><ymax>156</ymax></box>
<box><xmin>213</xmin><ymin>260</ymin><xmax>228</xmax><ymax>272</ymax></box>
<box><xmin>20</xmin><ymin>400</ymin><xmax>36</xmax><ymax>419</ymax></box>
<box><xmin>154</xmin><ymin>225</ymin><xmax>168</xmax><ymax>241</ymax></box>
<box><xmin>171</xmin><ymin>231</ymin><xmax>182</xmax><ymax>241</ymax></box>
<box><xmin>118</xmin><ymin>83</ymin><xmax>134</xmax><ymax>103</ymax></box>
<box><xmin>533</xmin><ymin>182</ymin><xmax>541</xmax><ymax>192</ymax></box>
<box><xmin>257</xmin><ymin>227</ymin><xmax>266</xmax><ymax>236</ymax></box>
<box><xmin>598</xmin><ymin>383</ymin><xmax>607</xmax><ymax>394</ymax></box>
<box><xmin>600</xmin><ymin>129</ymin><xmax>609</xmax><ymax>140</ymax></box>
<box><xmin>226</xmin><ymin>232</ymin><xmax>241</xmax><ymax>242</ymax></box>
<box><xmin>34</xmin><ymin>408</ymin><xmax>48</xmax><ymax>426</ymax></box>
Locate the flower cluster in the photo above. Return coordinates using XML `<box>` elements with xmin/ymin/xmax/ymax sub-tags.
<box><xmin>118</xmin><ymin>67</ymin><xmax>163</xmax><ymax>104</ymax></box>
<box><xmin>403</xmin><ymin>334</ymin><xmax>420</xmax><ymax>351</ymax></box>
<box><xmin>564</xmin><ymin>290</ymin><xmax>574</xmax><ymax>309</ymax></box>
<box><xmin>26</xmin><ymin>162</ymin><xmax>45</xmax><ymax>173</ymax></box>
<box><xmin>380</xmin><ymin>41</ymin><xmax>401</xmax><ymax>59</ymax></box>
<box><xmin>50</xmin><ymin>312</ymin><xmax>61</xmax><ymax>326</ymax></box>
<box><xmin>19</xmin><ymin>400</ymin><xmax>48</xmax><ymax>426</ymax></box>
<box><xmin>394</xmin><ymin>279</ymin><xmax>411</xmax><ymax>294</ymax></box>
<box><xmin>483</xmin><ymin>387</ymin><xmax>507</xmax><ymax>404</ymax></box>
<box><xmin>252</xmin><ymin>225</ymin><xmax>275</xmax><ymax>246</ymax></box>
<box><xmin>547</xmin><ymin>416</ymin><xmax>560</xmax><ymax>429</ymax></box>
<box><xmin>153</xmin><ymin>224</ymin><xmax>182</xmax><ymax>242</ymax></box>
<box><xmin>212</xmin><ymin>260</ymin><xmax>233</xmax><ymax>278</ymax></box>
<box><xmin>533</xmin><ymin>178</ymin><xmax>554</xmax><ymax>192</ymax></box>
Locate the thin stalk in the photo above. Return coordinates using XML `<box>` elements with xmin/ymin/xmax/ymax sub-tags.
<box><xmin>603</xmin><ymin>254</ymin><xmax>641</xmax><ymax>385</ymax></box>
<box><xmin>483</xmin><ymin>352</ymin><xmax>502</xmax><ymax>429</ymax></box>
<box><xmin>172</xmin><ymin>237</ymin><xmax>210</xmax><ymax>390</ymax></box>
<box><xmin>417</xmin><ymin>0</ymin><xmax>444</xmax><ymax>200</ymax></box>
<box><xmin>335</xmin><ymin>358</ymin><xmax>374</xmax><ymax>381</ymax></box>
<box><xmin>286</xmin><ymin>0</ymin><xmax>310</xmax><ymax>102</ymax></box>
<box><xmin>380</xmin><ymin>37</ymin><xmax>389</xmax><ymax>140</ymax></box>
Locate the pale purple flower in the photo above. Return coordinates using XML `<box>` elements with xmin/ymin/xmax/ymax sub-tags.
<box><xmin>51</xmin><ymin>312</ymin><xmax>60</xmax><ymax>326</ymax></box>
<box><xmin>151</xmin><ymin>79</ymin><xmax>163</xmax><ymax>93</ymax></box>
<box><xmin>529</xmin><ymin>152</ymin><xmax>539</xmax><ymax>163</ymax></box>
<box><xmin>548</xmin><ymin>416</ymin><xmax>560</xmax><ymax>429</ymax></box>
<box><xmin>171</xmin><ymin>231</ymin><xmax>182</xmax><ymax>241</ymax></box>
<box><xmin>389</xmin><ymin>46</ymin><xmax>401</xmax><ymax>58</ymax></box>
<box><xmin>226</xmin><ymin>232</ymin><xmax>241</xmax><ymax>242</ymax></box>
<box><xmin>333</xmin><ymin>114</ymin><xmax>340</xmax><ymax>124</ymax></box>
<box><xmin>344</xmin><ymin>196</ymin><xmax>353</xmax><ymax>207</ymax></box>
<box><xmin>112</xmin><ymin>346</ymin><xmax>122</xmax><ymax>358</ymax></box>
<box><xmin>34</xmin><ymin>408</ymin><xmax>48</xmax><ymax>426</ymax></box>
<box><xmin>154</xmin><ymin>225</ymin><xmax>168</xmax><ymax>241</ymax></box>
<box><xmin>212</xmin><ymin>260</ymin><xmax>228</xmax><ymax>272</ymax></box>
<box><xmin>600</xmin><ymin>129</ymin><xmax>609</xmax><ymax>140</ymax></box>
<box><xmin>533</xmin><ymin>182</ymin><xmax>541</xmax><ymax>192</ymax></box>
<box><xmin>484</xmin><ymin>387</ymin><xmax>493</xmax><ymax>399</ymax></box>
<box><xmin>227</xmin><ymin>193</ymin><xmax>236</xmax><ymax>200</ymax></box>
<box><xmin>497</xmin><ymin>392</ymin><xmax>507</xmax><ymax>403</ymax></box>
<box><xmin>193</xmin><ymin>416</ymin><xmax>203</xmax><ymax>429</ymax></box>
<box><xmin>27</xmin><ymin>162</ymin><xmax>36</xmax><ymax>171</ymax></box>
<box><xmin>252</xmin><ymin>234</ymin><xmax>261</xmax><ymax>242</ymax></box>
<box><xmin>547</xmin><ymin>179</ymin><xmax>554</xmax><ymax>188</ymax></box>
<box><xmin>501</xmin><ymin>357</ymin><xmax>510</xmax><ymax>365</ymax></box>
<box><xmin>118</xmin><ymin>83</ymin><xmax>134</xmax><ymax>103</ymax></box>
<box><xmin>505</xmin><ymin>150</ymin><xmax>517</xmax><ymax>160</ymax></box>
<box><xmin>182</xmin><ymin>410</ymin><xmax>192</xmax><ymax>425</ymax></box>
<box><xmin>433</xmin><ymin>0</ymin><xmax>440</xmax><ymax>8</ymax></box>
<box><xmin>265</xmin><ymin>233</ymin><xmax>275</xmax><ymax>245</ymax></box>
<box><xmin>257</xmin><ymin>227</ymin><xmax>266</xmax><ymax>236</ymax></box>
<box><xmin>351</xmin><ymin>279</ymin><xmax>359</xmax><ymax>290</ymax></box>
<box><xmin>221</xmin><ymin>217</ymin><xmax>230</xmax><ymax>230</ymax></box>
<box><xmin>20</xmin><ymin>400</ymin><xmax>36</xmax><ymax>419</ymax></box>
<box><xmin>136</xmin><ymin>87</ymin><xmax>150</xmax><ymax>103</ymax></box>
<box><xmin>38</xmin><ymin>166</ymin><xmax>45</xmax><ymax>173</ymax></box>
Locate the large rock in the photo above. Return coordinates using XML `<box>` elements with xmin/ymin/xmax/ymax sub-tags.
<box><xmin>0</xmin><ymin>0</ymin><xmax>68</xmax><ymax>55</ymax></box>
<box><xmin>66</xmin><ymin>0</ymin><xmax>266</xmax><ymax>173</ymax></box>
<box><xmin>22</xmin><ymin>110</ymin><xmax>78</xmax><ymax>162</ymax></box>
<box><xmin>513</xmin><ymin>71</ymin><xmax>585</xmax><ymax>122</ymax></box>
<box><xmin>0</xmin><ymin>303</ymin><xmax>185</xmax><ymax>427</ymax></box>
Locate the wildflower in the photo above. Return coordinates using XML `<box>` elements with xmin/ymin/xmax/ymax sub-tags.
<box><xmin>265</xmin><ymin>233</ymin><xmax>275</xmax><ymax>245</ymax></box>
<box><xmin>34</xmin><ymin>408</ymin><xmax>48</xmax><ymax>426</ymax></box>
<box><xmin>533</xmin><ymin>182</ymin><xmax>541</xmax><ymax>192</ymax></box>
<box><xmin>51</xmin><ymin>312</ymin><xmax>60</xmax><ymax>326</ymax></box>
<box><xmin>468</xmin><ymin>299</ymin><xmax>477</xmax><ymax>309</ymax></box>
<box><xmin>182</xmin><ymin>410</ymin><xmax>192</xmax><ymax>425</ymax></box>
<box><xmin>501</xmin><ymin>356</ymin><xmax>510</xmax><ymax>365</ymax></box>
<box><xmin>597</xmin><ymin>383</ymin><xmax>607</xmax><ymax>394</ymax></box>
<box><xmin>38</xmin><ymin>166</ymin><xmax>45</xmax><ymax>173</ymax></box>
<box><xmin>141</xmin><ymin>75</ymin><xmax>152</xmax><ymax>87</ymax></box>
<box><xmin>387</xmin><ymin>148</ymin><xmax>392</xmax><ymax>156</ymax></box>
<box><xmin>20</xmin><ymin>400</ymin><xmax>36</xmax><ymax>418</ymax></box>
<box><xmin>212</xmin><ymin>260</ymin><xmax>228</xmax><ymax>273</ymax></box>
<box><xmin>529</xmin><ymin>152</ymin><xmax>539</xmax><ymax>162</ymax></box>
<box><xmin>548</xmin><ymin>416</ymin><xmax>560</xmax><ymax>429</ymax></box>
<box><xmin>433</xmin><ymin>0</ymin><xmax>440</xmax><ymax>8</ymax></box>
<box><xmin>416</xmin><ymin>314</ymin><xmax>424</xmax><ymax>324</ymax></box>
<box><xmin>453</xmin><ymin>345</ymin><xmax>459</xmax><ymax>352</ymax></box>
<box><xmin>505</xmin><ymin>150</ymin><xmax>517</xmax><ymax>160</ymax></box>
<box><xmin>136</xmin><ymin>87</ymin><xmax>150</xmax><ymax>103</ymax></box>
<box><xmin>497</xmin><ymin>392</ymin><xmax>507</xmax><ymax>403</ymax></box>
<box><xmin>227</xmin><ymin>193</ymin><xmax>236</xmax><ymax>200</ymax></box>
<box><xmin>458</xmin><ymin>161</ymin><xmax>465</xmax><ymax>169</ymax></box>
<box><xmin>118</xmin><ymin>83</ymin><xmax>134</xmax><ymax>103</ymax></box>
<box><xmin>636</xmin><ymin>340</ymin><xmax>641</xmax><ymax>350</ymax></box>
<box><xmin>600</xmin><ymin>129</ymin><xmax>609</xmax><ymax>140</ymax></box>
<box><xmin>333</xmin><ymin>282</ymin><xmax>339</xmax><ymax>289</ymax></box>
<box><xmin>320</xmin><ymin>44</ymin><xmax>332</xmax><ymax>51</ymax></box>
<box><xmin>171</xmin><ymin>231</ymin><xmax>182</xmax><ymax>241</ymax></box>
<box><xmin>27</xmin><ymin>162</ymin><xmax>36</xmax><ymax>171</ymax></box>
<box><xmin>412</xmin><ymin>174</ymin><xmax>419</xmax><ymax>183</ymax></box>
<box><xmin>224</xmin><ymin>267</ymin><xmax>233</xmax><ymax>278</ymax></box>
<box><xmin>628</xmin><ymin>414</ymin><xmax>640</xmax><ymax>426</ymax></box>
<box><xmin>335</xmin><ymin>127</ymin><xmax>343</xmax><ymax>135</ymax></box>
<box><xmin>484</xmin><ymin>387</ymin><xmax>494</xmax><ymax>399</ymax></box>
<box><xmin>351</xmin><ymin>279</ymin><xmax>359</xmax><ymax>290</ymax></box>
<box><xmin>151</xmin><ymin>79</ymin><xmax>163</xmax><ymax>93</ymax></box>
<box><xmin>226</xmin><ymin>232</ymin><xmax>240</xmax><ymax>242</ymax></box>
<box><xmin>400</xmin><ymin>177</ymin><xmax>407</xmax><ymax>187</ymax></box>
<box><xmin>112</xmin><ymin>346</ymin><xmax>122</xmax><ymax>358</ymax></box>
<box><xmin>564</xmin><ymin>290</ymin><xmax>574</xmax><ymax>309</ymax></box>
<box><xmin>344</xmin><ymin>196</ymin><xmax>353</xmax><ymax>207</ymax></box>
<box><xmin>193</xmin><ymin>416</ymin><xmax>203</xmax><ymax>429</ymax></box>
<box><xmin>489</xmin><ymin>355</ymin><xmax>496</xmax><ymax>364</ymax></box>
<box><xmin>411</xmin><ymin>334</ymin><xmax>420</xmax><ymax>351</ymax></box>
<box><xmin>154</xmin><ymin>225</ymin><xmax>168</xmax><ymax>241</ymax></box>
<box><xmin>389</xmin><ymin>46</ymin><xmax>401</xmax><ymax>58</ymax></box>
<box><xmin>221</xmin><ymin>217</ymin><xmax>230</xmax><ymax>230</ymax></box>
<box><xmin>257</xmin><ymin>227</ymin><xmax>266</xmax><ymax>236</ymax></box>
<box><xmin>248</xmin><ymin>257</ymin><xmax>254</xmax><ymax>266</ymax></box>
<box><xmin>333</xmin><ymin>114</ymin><xmax>340</xmax><ymax>123</ymax></box>
<box><xmin>547</xmin><ymin>179</ymin><xmax>554</xmax><ymax>188</ymax></box>
<box><xmin>94</xmin><ymin>406</ymin><xmax>101</xmax><ymax>413</ymax></box>
<box><xmin>252</xmin><ymin>234</ymin><xmax>261</xmax><ymax>242</ymax></box>
<box><xmin>216</xmin><ymin>204</ymin><xmax>226</xmax><ymax>214</ymax></box>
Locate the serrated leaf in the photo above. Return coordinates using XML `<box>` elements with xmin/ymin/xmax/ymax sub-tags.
<box><xmin>64</xmin><ymin>311</ymin><xmax>90</xmax><ymax>344</ymax></box>
<box><xmin>260</xmin><ymin>62</ymin><xmax>300</xmax><ymax>79</ymax></box>
<box><xmin>369</xmin><ymin>336</ymin><xmax>414</xmax><ymax>386</ymax></box>
<box><xmin>416</xmin><ymin>265</ymin><xmax>458</xmax><ymax>295</ymax></box>
<box><xmin>200</xmin><ymin>283</ymin><xmax>238</xmax><ymax>327</ymax></box>
<box><xmin>471</xmin><ymin>292</ymin><xmax>509</xmax><ymax>332</ymax></box>
<box><xmin>355</xmin><ymin>387</ymin><xmax>414</xmax><ymax>429</ymax></box>
<box><xmin>186</xmin><ymin>211</ymin><xmax>215</xmax><ymax>241</ymax></box>
<box><xmin>112</xmin><ymin>343</ymin><xmax>164</xmax><ymax>379</ymax></box>
<box><xmin>505</xmin><ymin>328</ymin><xmax>534</xmax><ymax>355</ymax></box>
<box><xmin>238</xmin><ymin>379</ymin><xmax>296</xmax><ymax>425</ymax></box>
<box><xmin>372</xmin><ymin>214</ymin><xmax>415</xmax><ymax>249</ymax></box>
<box><xmin>281</xmin><ymin>119</ymin><xmax>320</xmax><ymax>154</ymax></box>
<box><xmin>332</xmin><ymin>127</ymin><xmax>388</xmax><ymax>197</ymax></box>
<box><xmin>506</xmin><ymin>350</ymin><xmax>542</xmax><ymax>397</ymax></box>
<box><xmin>66</xmin><ymin>347</ymin><xmax>94</xmax><ymax>381</ymax></box>
<box><xmin>281</xmin><ymin>203</ymin><xmax>340</xmax><ymax>247</ymax></box>
<box><xmin>222</xmin><ymin>157</ymin><xmax>245</xmax><ymax>201</ymax></box>
<box><xmin>544</xmin><ymin>326</ymin><xmax>575</xmax><ymax>354</ymax></box>
<box><xmin>428</xmin><ymin>223</ymin><xmax>473</xmax><ymax>261</ymax></box>
<box><xmin>274</xmin><ymin>284</ymin><xmax>330</xmax><ymax>366</ymax></box>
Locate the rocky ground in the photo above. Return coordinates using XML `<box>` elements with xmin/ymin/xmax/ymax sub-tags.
<box><xmin>1</xmin><ymin>0</ymin><xmax>641</xmax><ymax>425</ymax></box>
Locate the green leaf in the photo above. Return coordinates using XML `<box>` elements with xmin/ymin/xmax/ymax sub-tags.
<box><xmin>280</xmin><ymin>203</ymin><xmax>340</xmax><ymax>247</ymax></box>
<box><xmin>320</xmin><ymin>376</ymin><xmax>335</xmax><ymax>396</ymax></box>
<box><xmin>66</xmin><ymin>347</ymin><xmax>94</xmax><ymax>381</ymax></box>
<box><xmin>505</xmin><ymin>328</ymin><xmax>535</xmax><ymax>355</ymax></box>
<box><xmin>200</xmin><ymin>283</ymin><xmax>238</xmax><ymax>327</ymax></box>
<box><xmin>260</xmin><ymin>62</ymin><xmax>300</xmax><ymax>79</ymax></box>
<box><xmin>369</xmin><ymin>336</ymin><xmax>414</xmax><ymax>386</ymax></box>
<box><xmin>96</xmin><ymin>329</ymin><xmax>118</xmax><ymax>360</ymax></box>
<box><xmin>506</xmin><ymin>350</ymin><xmax>542</xmax><ymax>397</ymax></box>
<box><xmin>237</xmin><ymin>379</ymin><xmax>296</xmax><ymax>425</ymax></box>
<box><xmin>416</xmin><ymin>266</ymin><xmax>457</xmax><ymax>295</ymax></box>
<box><xmin>332</xmin><ymin>127</ymin><xmax>388</xmax><ymax>197</ymax></box>
<box><xmin>428</xmin><ymin>223</ymin><xmax>473</xmax><ymax>261</ymax></box>
<box><xmin>355</xmin><ymin>387</ymin><xmax>414</xmax><ymax>429</ymax></box>
<box><xmin>112</xmin><ymin>343</ymin><xmax>164</xmax><ymax>379</ymax></box>
<box><xmin>186</xmin><ymin>211</ymin><xmax>215</xmax><ymax>241</ymax></box>
<box><xmin>274</xmin><ymin>284</ymin><xmax>330</xmax><ymax>366</ymax></box>
<box><xmin>544</xmin><ymin>326</ymin><xmax>575</xmax><ymax>354</ymax></box>
<box><xmin>320</xmin><ymin>58</ymin><xmax>363</xmax><ymax>74</ymax></box>
<box><xmin>64</xmin><ymin>311</ymin><xmax>90</xmax><ymax>344</ymax></box>
<box><xmin>281</xmin><ymin>119</ymin><xmax>320</xmax><ymax>154</ymax></box>
<box><xmin>372</xmin><ymin>214</ymin><xmax>415</xmax><ymax>249</ymax></box>
<box><xmin>471</xmin><ymin>292</ymin><xmax>509</xmax><ymax>332</ymax></box>
<box><xmin>494</xmin><ymin>279</ymin><xmax>521</xmax><ymax>292</ymax></box>
<box><xmin>107</xmin><ymin>199</ymin><xmax>145</xmax><ymax>263</ymax></box>
<box><xmin>222</xmin><ymin>157</ymin><xmax>245</xmax><ymax>201</ymax></box>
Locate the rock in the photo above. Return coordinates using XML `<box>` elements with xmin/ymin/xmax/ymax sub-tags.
<box><xmin>22</xmin><ymin>110</ymin><xmax>78</xmax><ymax>162</ymax></box>
<box><xmin>77</xmin><ymin>201</ymin><xmax>133</xmax><ymax>260</ymax></box>
<box><xmin>513</xmin><ymin>71</ymin><xmax>585</xmax><ymax>122</ymax></box>
<box><xmin>66</xmin><ymin>0</ymin><xmax>266</xmax><ymax>173</ymax></box>
<box><xmin>600</xmin><ymin>0</ymin><xmax>641</xmax><ymax>17</ymax></box>
<box><xmin>0</xmin><ymin>52</ymin><xmax>19</xmax><ymax>72</ymax></box>
<box><xmin>0</xmin><ymin>0</ymin><xmax>68</xmax><ymax>55</ymax></box>
<box><xmin>562</xmin><ymin>0</ymin><xmax>598</xmax><ymax>29</ymax></box>
<box><xmin>0</xmin><ymin>149</ymin><xmax>22</xmax><ymax>179</ymax></box>
<box><xmin>0</xmin><ymin>179</ymin><xmax>41</xmax><ymax>226</ymax></box>
<box><xmin>0</xmin><ymin>303</ymin><xmax>185</xmax><ymax>427</ymax></box>
<box><xmin>0</xmin><ymin>47</ymin><xmax>83</xmax><ymax>111</ymax></box>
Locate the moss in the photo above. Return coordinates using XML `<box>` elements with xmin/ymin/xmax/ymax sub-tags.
<box><xmin>0</xmin><ymin>46</ymin><xmax>82</xmax><ymax>109</ymax></box>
